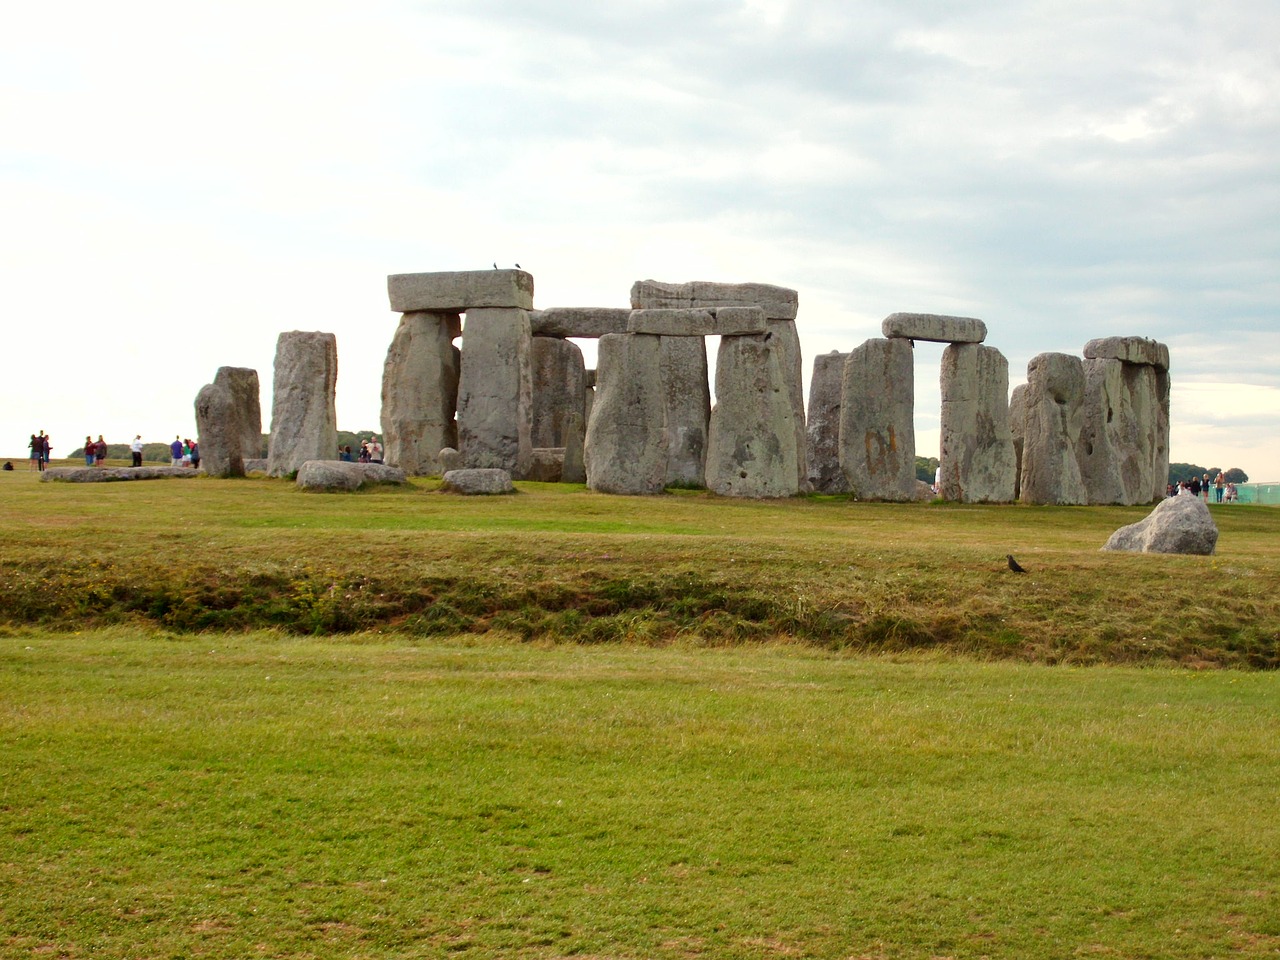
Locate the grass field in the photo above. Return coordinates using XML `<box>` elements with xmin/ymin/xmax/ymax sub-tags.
<box><xmin>1</xmin><ymin>465</ymin><xmax>1278</xmax><ymax>958</ymax></box>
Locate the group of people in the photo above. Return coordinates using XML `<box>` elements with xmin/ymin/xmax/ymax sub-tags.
<box><xmin>338</xmin><ymin>437</ymin><xmax>384</xmax><ymax>464</ymax></box>
<box><xmin>26</xmin><ymin>431</ymin><xmax>52</xmax><ymax>471</ymax></box>
<box><xmin>169</xmin><ymin>436</ymin><xmax>201</xmax><ymax>469</ymax></box>
<box><xmin>81</xmin><ymin>435</ymin><xmax>109</xmax><ymax>467</ymax></box>
<box><xmin>1169</xmin><ymin>472</ymin><xmax>1237</xmax><ymax>503</ymax></box>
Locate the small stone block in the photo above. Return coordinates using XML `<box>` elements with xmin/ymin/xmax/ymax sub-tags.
<box><xmin>530</xmin><ymin>308</ymin><xmax>631</xmax><ymax>339</ymax></box>
<box><xmin>441</xmin><ymin>468</ymin><xmax>515</xmax><ymax>495</ymax></box>
<box><xmin>1083</xmin><ymin>336</ymin><xmax>1169</xmax><ymax>370</ymax></box>
<box><xmin>388</xmin><ymin>270</ymin><xmax>534</xmax><ymax>312</ymax></box>
<box><xmin>882</xmin><ymin>313</ymin><xmax>987</xmax><ymax>344</ymax></box>
<box><xmin>627</xmin><ymin>307</ymin><xmax>766</xmax><ymax>336</ymax></box>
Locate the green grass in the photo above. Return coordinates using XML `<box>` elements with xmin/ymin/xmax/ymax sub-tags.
<box><xmin>1</xmin><ymin>464</ymin><xmax>1277</xmax><ymax>666</ymax></box>
<box><xmin>1</xmin><ymin>632</ymin><xmax>1277</xmax><ymax>959</ymax></box>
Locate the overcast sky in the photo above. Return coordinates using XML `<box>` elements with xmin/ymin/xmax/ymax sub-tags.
<box><xmin>3</xmin><ymin>0</ymin><xmax>1277</xmax><ymax>479</ymax></box>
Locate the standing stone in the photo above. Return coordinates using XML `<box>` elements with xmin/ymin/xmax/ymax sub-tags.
<box><xmin>1019</xmin><ymin>352</ymin><xmax>1086</xmax><ymax>505</ymax></box>
<box><xmin>195</xmin><ymin>381</ymin><xmax>242</xmax><ymax>478</ymax></box>
<box><xmin>561</xmin><ymin>409</ymin><xmax>586</xmax><ymax>484</ymax></box>
<box><xmin>768</xmin><ymin>318</ymin><xmax>808</xmax><ymax>492</ymax></box>
<box><xmin>1080</xmin><ymin>358</ymin><xmax>1168</xmax><ymax>505</ymax></box>
<box><xmin>530</xmin><ymin>337</ymin><xmax>587</xmax><ymax>449</ymax></box>
<box><xmin>214</xmin><ymin>367</ymin><xmax>263</xmax><ymax>461</ymax></box>
<box><xmin>705</xmin><ymin>334</ymin><xmax>799</xmax><ymax>498</ymax></box>
<box><xmin>584</xmin><ymin>334</ymin><xmax>668</xmax><ymax>495</ymax></box>
<box><xmin>1009</xmin><ymin>383</ymin><xmax>1028</xmax><ymax>501</ymax></box>
<box><xmin>806</xmin><ymin>351</ymin><xmax>850</xmax><ymax>493</ymax></box>
<box><xmin>456</xmin><ymin>308</ymin><xmax>533</xmax><ymax>478</ymax></box>
<box><xmin>267</xmin><ymin>331</ymin><xmax>338</xmax><ymax>477</ymax></box>
<box><xmin>939</xmin><ymin>343</ymin><xmax>1016</xmax><ymax>503</ymax></box>
<box><xmin>1153</xmin><ymin>366</ymin><xmax>1171</xmax><ymax>503</ymax></box>
<box><xmin>838</xmin><ymin>338</ymin><xmax>916</xmax><ymax>501</ymax></box>
<box><xmin>380</xmin><ymin>311</ymin><xmax>461</xmax><ymax>476</ymax></box>
<box><xmin>660</xmin><ymin>336</ymin><xmax>710</xmax><ymax>487</ymax></box>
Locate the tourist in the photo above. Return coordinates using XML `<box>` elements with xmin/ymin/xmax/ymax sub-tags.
<box><xmin>1189</xmin><ymin>475</ymin><xmax>1201</xmax><ymax>498</ymax></box>
<box><xmin>1226</xmin><ymin>482</ymin><xmax>1238</xmax><ymax>503</ymax></box>
<box><xmin>339</xmin><ymin>445</ymin><xmax>354</xmax><ymax>462</ymax></box>
<box><xmin>94</xmin><ymin>435</ymin><xmax>107</xmax><ymax>467</ymax></box>
<box><xmin>1202</xmin><ymin>474</ymin><xmax>1211</xmax><ymax>502</ymax></box>
<box><xmin>189</xmin><ymin>440</ymin><xmax>200</xmax><ymax>470</ymax></box>
<box><xmin>170</xmin><ymin>436</ymin><xmax>184</xmax><ymax>467</ymax></box>
<box><xmin>82</xmin><ymin>436</ymin><xmax>95</xmax><ymax>467</ymax></box>
<box><xmin>1214</xmin><ymin>472</ymin><xmax>1225</xmax><ymax>503</ymax></box>
<box><xmin>28</xmin><ymin>434</ymin><xmax>40</xmax><ymax>471</ymax></box>
<box><xmin>368</xmin><ymin>437</ymin><xmax>384</xmax><ymax>464</ymax></box>
<box><xmin>130</xmin><ymin>435</ymin><xmax>144</xmax><ymax>468</ymax></box>
<box><xmin>39</xmin><ymin>432</ymin><xmax>51</xmax><ymax>471</ymax></box>
<box><xmin>358</xmin><ymin>441</ymin><xmax>370</xmax><ymax>463</ymax></box>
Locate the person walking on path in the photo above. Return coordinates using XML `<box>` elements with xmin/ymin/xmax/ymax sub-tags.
<box><xmin>189</xmin><ymin>440</ymin><xmax>200</xmax><ymax>470</ymax></box>
<box><xmin>130</xmin><ymin>435</ymin><xmax>144</xmax><ymax>467</ymax></box>
<box><xmin>170</xmin><ymin>436</ymin><xmax>184</xmax><ymax>467</ymax></box>
<box><xmin>1214</xmin><ymin>472</ymin><xmax>1226</xmax><ymax>503</ymax></box>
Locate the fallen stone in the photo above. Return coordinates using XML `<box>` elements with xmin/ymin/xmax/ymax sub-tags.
<box><xmin>1101</xmin><ymin>496</ymin><xmax>1219</xmax><ymax>555</ymax></box>
<box><xmin>915</xmin><ymin>479</ymin><xmax>936</xmax><ymax>501</ymax></box>
<box><xmin>441</xmin><ymin>468</ymin><xmax>515</xmax><ymax>495</ymax></box>
<box><xmin>881</xmin><ymin>313</ymin><xmax>987</xmax><ymax>344</ymax></box>
<box><xmin>627</xmin><ymin>307</ymin><xmax>767</xmax><ymax>337</ymax></box>
<box><xmin>41</xmin><ymin>467</ymin><xmax>199</xmax><ymax>483</ymax></box>
<box><xmin>456</xmin><ymin>307</ymin><xmax>533</xmax><ymax>477</ymax></box>
<box><xmin>244</xmin><ymin>458</ymin><xmax>268</xmax><ymax>474</ymax></box>
<box><xmin>530</xmin><ymin>307</ymin><xmax>630</xmax><ymax>339</ymax></box>
<box><xmin>1019</xmin><ymin>352</ymin><xmax>1087</xmax><ymax>505</ymax></box>
<box><xmin>380</xmin><ymin>311</ymin><xmax>461</xmax><ymax>476</ymax></box>
<box><xmin>526</xmin><ymin>448</ymin><xmax>564</xmax><ymax>483</ymax></box>
<box><xmin>839</xmin><ymin>338</ymin><xmax>916</xmax><ymax>501</ymax></box>
<box><xmin>584</xmin><ymin>333</ymin><xmax>668</xmax><ymax>495</ymax></box>
<box><xmin>939</xmin><ymin>343</ymin><xmax>1016</xmax><ymax>502</ymax></box>
<box><xmin>630</xmin><ymin>279</ymin><xmax>799</xmax><ymax>320</ymax></box>
<box><xmin>267</xmin><ymin>331</ymin><xmax>339</xmax><ymax>477</ymax></box>
<box><xmin>388</xmin><ymin>269</ymin><xmax>534</xmax><ymax>313</ymax></box>
<box><xmin>438</xmin><ymin>447</ymin><xmax>463</xmax><ymax>472</ymax></box>
<box><xmin>805</xmin><ymin>351</ymin><xmax>850</xmax><ymax>493</ymax></box>
<box><xmin>296</xmin><ymin>460</ymin><xmax>406</xmax><ymax>492</ymax></box>
<box><xmin>1083</xmin><ymin>336</ymin><xmax>1169</xmax><ymax>371</ymax></box>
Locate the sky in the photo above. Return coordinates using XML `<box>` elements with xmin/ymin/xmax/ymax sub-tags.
<box><xmin>3</xmin><ymin>0</ymin><xmax>1277</xmax><ymax>479</ymax></box>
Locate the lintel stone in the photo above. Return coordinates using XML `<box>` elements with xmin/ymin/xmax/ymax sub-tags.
<box><xmin>1083</xmin><ymin>336</ymin><xmax>1169</xmax><ymax>371</ymax></box>
<box><xmin>388</xmin><ymin>269</ymin><xmax>534</xmax><ymax>313</ymax></box>
<box><xmin>627</xmin><ymin>306</ymin><xmax>766</xmax><ymax>337</ymax></box>
<box><xmin>530</xmin><ymin>307</ymin><xmax>630</xmax><ymax>339</ymax></box>
<box><xmin>630</xmin><ymin>279</ymin><xmax>798</xmax><ymax>321</ymax></box>
<box><xmin>882</xmin><ymin>312</ymin><xmax>987</xmax><ymax>344</ymax></box>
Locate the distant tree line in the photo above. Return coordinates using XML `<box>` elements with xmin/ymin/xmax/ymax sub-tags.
<box><xmin>914</xmin><ymin>456</ymin><xmax>939</xmax><ymax>483</ymax></box>
<box><xmin>1168</xmin><ymin>463</ymin><xmax>1248</xmax><ymax>484</ymax></box>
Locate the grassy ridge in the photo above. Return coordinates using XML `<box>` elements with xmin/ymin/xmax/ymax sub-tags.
<box><xmin>1</xmin><ymin>633</ymin><xmax>1278</xmax><ymax>959</ymax></box>
<box><xmin>1</xmin><ymin>466</ymin><xmax>1278</xmax><ymax>665</ymax></box>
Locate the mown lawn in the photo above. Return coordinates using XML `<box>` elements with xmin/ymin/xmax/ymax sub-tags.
<box><xmin>1</xmin><ymin>632</ymin><xmax>1278</xmax><ymax>959</ymax></box>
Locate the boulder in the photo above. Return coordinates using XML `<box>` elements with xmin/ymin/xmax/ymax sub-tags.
<box><xmin>388</xmin><ymin>269</ymin><xmax>534</xmax><ymax>313</ymax></box>
<box><xmin>380</xmin><ymin>311</ymin><xmax>461</xmax><ymax>475</ymax></box>
<box><xmin>705</xmin><ymin>334</ymin><xmax>800</xmax><ymax>498</ymax></box>
<box><xmin>939</xmin><ymin>343</ymin><xmax>1016</xmax><ymax>502</ymax></box>
<box><xmin>41</xmin><ymin>467</ymin><xmax>199</xmax><ymax>483</ymax></box>
<box><xmin>1019</xmin><ymin>352</ymin><xmax>1086</xmax><ymax>505</ymax></box>
<box><xmin>1083</xmin><ymin>336</ymin><xmax>1169</xmax><ymax>371</ymax></box>
<box><xmin>584</xmin><ymin>334</ymin><xmax>668</xmax><ymax>495</ymax></box>
<box><xmin>526</xmin><ymin>448</ymin><xmax>564</xmax><ymax>483</ymax></box>
<box><xmin>630</xmin><ymin>279</ymin><xmax>799</xmax><ymax>320</ymax></box>
<box><xmin>882</xmin><ymin>313</ymin><xmax>987</xmax><ymax>344</ymax></box>
<box><xmin>267</xmin><ymin>331</ymin><xmax>339</xmax><ymax>477</ymax></box>
<box><xmin>438</xmin><ymin>447</ymin><xmax>463</xmax><ymax>472</ymax></box>
<box><xmin>627</xmin><ymin>307</ymin><xmax>766</xmax><ymax>337</ymax></box>
<box><xmin>530</xmin><ymin>337</ymin><xmax>587</xmax><ymax>448</ymax></box>
<box><xmin>1101</xmin><ymin>496</ymin><xmax>1219</xmax><ymax>555</ymax></box>
<box><xmin>660</xmin><ymin>336</ymin><xmax>710</xmax><ymax>487</ymax></box>
<box><xmin>805</xmin><ymin>351</ymin><xmax>850</xmax><ymax>493</ymax></box>
<box><xmin>243</xmin><ymin>458</ymin><xmax>268</xmax><ymax>474</ymax></box>
<box><xmin>296</xmin><ymin>460</ymin><xmax>406</xmax><ymax>492</ymax></box>
<box><xmin>838</xmin><ymin>338</ymin><xmax>916</xmax><ymax>501</ymax></box>
<box><xmin>441</xmin><ymin>468</ymin><xmax>515</xmax><ymax>495</ymax></box>
<box><xmin>529</xmin><ymin>307</ymin><xmax>630</xmax><ymax>339</ymax></box>
<box><xmin>456</xmin><ymin>307</ymin><xmax>533</xmax><ymax>477</ymax></box>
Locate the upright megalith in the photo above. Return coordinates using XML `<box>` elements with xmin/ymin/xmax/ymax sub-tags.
<box><xmin>660</xmin><ymin>336</ymin><xmax>711</xmax><ymax>487</ymax></box>
<box><xmin>768</xmin><ymin>318</ymin><xmax>808</xmax><ymax>492</ymax></box>
<box><xmin>267</xmin><ymin>332</ymin><xmax>338</xmax><ymax>477</ymax></box>
<box><xmin>705</xmin><ymin>334</ymin><xmax>799</xmax><ymax>498</ymax></box>
<box><xmin>838</xmin><ymin>338</ymin><xmax>916</xmax><ymax>501</ymax></box>
<box><xmin>584</xmin><ymin>333</ymin><xmax>668</xmax><ymax>495</ymax></box>
<box><xmin>195</xmin><ymin>366</ymin><xmax>263</xmax><ymax>477</ymax></box>
<box><xmin>806</xmin><ymin>351</ymin><xmax>850</xmax><ymax>493</ymax></box>
<box><xmin>939</xmin><ymin>343</ymin><xmax>1016</xmax><ymax>502</ymax></box>
<box><xmin>1009</xmin><ymin>383</ymin><xmax>1028</xmax><ymax>501</ymax></box>
<box><xmin>380</xmin><ymin>311</ymin><xmax>461</xmax><ymax>475</ymax></box>
<box><xmin>530</xmin><ymin>337</ymin><xmax>587</xmax><ymax>449</ymax></box>
<box><xmin>456</xmin><ymin>308</ymin><xmax>533</xmax><ymax>477</ymax></box>
<box><xmin>1019</xmin><ymin>352</ymin><xmax>1086</xmax><ymax>505</ymax></box>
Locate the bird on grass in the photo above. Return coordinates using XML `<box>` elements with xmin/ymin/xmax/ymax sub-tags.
<box><xmin>1007</xmin><ymin>554</ymin><xmax>1027</xmax><ymax>573</ymax></box>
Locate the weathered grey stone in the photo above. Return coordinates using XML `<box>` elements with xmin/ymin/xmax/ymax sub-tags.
<box><xmin>584</xmin><ymin>334</ymin><xmax>668</xmax><ymax>495</ymax></box>
<box><xmin>939</xmin><ymin>343</ymin><xmax>1016</xmax><ymax>503</ymax></box>
<box><xmin>1084</xmin><ymin>336</ymin><xmax>1169</xmax><ymax>371</ymax></box>
<box><xmin>526</xmin><ymin>448</ymin><xmax>564</xmax><ymax>483</ymax></box>
<box><xmin>530</xmin><ymin>337</ymin><xmax>586</xmax><ymax>448</ymax></box>
<box><xmin>243</xmin><ymin>458</ymin><xmax>268</xmax><ymax>474</ymax></box>
<box><xmin>881</xmin><ymin>313</ymin><xmax>987</xmax><ymax>344</ymax></box>
<box><xmin>805</xmin><ymin>351</ymin><xmax>850</xmax><ymax>494</ymax></box>
<box><xmin>1009</xmin><ymin>383</ymin><xmax>1028</xmax><ymax>501</ymax></box>
<box><xmin>1101</xmin><ymin>496</ymin><xmax>1218</xmax><ymax>555</ymax></box>
<box><xmin>914</xmin><ymin>479</ymin><xmax>936</xmax><ymax>501</ymax></box>
<box><xmin>1153</xmin><ymin>367</ymin><xmax>1171</xmax><ymax>503</ymax></box>
<box><xmin>627</xmin><ymin>306</ymin><xmax>767</xmax><ymax>337</ymax></box>
<box><xmin>441</xmin><ymin>468</ymin><xmax>515</xmax><ymax>495</ymax></box>
<box><xmin>195</xmin><ymin>381</ymin><xmax>243</xmax><ymax>478</ymax></box>
<box><xmin>388</xmin><ymin>269</ymin><xmax>534</xmax><ymax>313</ymax></box>
<box><xmin>660</xmin><ymin>336</ymin><xmax>710</xmax><ymax>487</ymax></box>
<box><xmin>630</xmin><ymin>279</ymin><xmax>799</xmax><ymax>320</ymax></box>
<box><xmin>1019</xmin><ymin>352</ymin><xmax>1087</xmax><ymax>505</ymax></box>
<box><xmin>838</xmin><ymin>338</ymin><xmax>916</xmax><ymax>501</ymax></box>
<box><xmin>213</xmin><ymin>367</ymin><xmax>263</xmax><ymax>461</ymax></box>
<box><xmin>768</xmin><ymin>319</ymin><xmax>809</xmax><ymax>492</ymax></box>
<box><xmin>1079</xmin><ymin>358</ymin><xmax>1166</xmax><ymax>505</ymax></box>
<box><xmin>41</xmin><ymin>466</ymin><xmax>199</xmax><ymax>483</ymax></box>
<box><xmin>530</xmin><ymin>307</ymin><xmax>630</xmax><ymax>339</ymax></box>
<box><xmin>561</xmin><ymin>410</ymin><xmax>586</xmax><ymax>484</ymax></box>
<box><xmin>584</xmin><ymin>369</ymin><xmax>597</xmax><ymax>389</ymax></box>
<box><xmin>380</xmin><ymin>311</ymin><xmax>461</xmax><ymax>476</ymax></box>
<box><xmin>438</xmin><ymin>447</ymin><xmax>463</xmax><ymax>472</ymax></box>
<box><xmin>267</xmin><ymin>331</ymin><xmax>339</xmax><ymax>478</ymax></box>
<box><xmin>456</xmin><ymin>308</ymin><xmax>533</xmax><ymax>478</ymax></box>
<box><xmin>705</xmin><ymin>334</ymin><xmax>800</xmax><ymax>498</ymax></box>
<box><xmin>296</xmin><ymin>460</ymin><xmax>406</xmax><ymax>492</ymax></box>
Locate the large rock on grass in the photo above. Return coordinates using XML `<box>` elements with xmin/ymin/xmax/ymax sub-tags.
<box><xmin>441</xmin><ymin>468</ymin><xmax>515</xmax><ymax>495</ymax></box>
<box><xmin>41</xmin><ymin>467</ymin><xmax>199</xmax><ymax>483</ymax></box>
<box><xmin>1101</xmin><ymin>496</ymin><xmax>1219</xmax><ymax>555</ymax></box>
<box><xmin>296</xmin><ymin>461</ymin><xmax>406</xmax><ymax>492</ymax></box>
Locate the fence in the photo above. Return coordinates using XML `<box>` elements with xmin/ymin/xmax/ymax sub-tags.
<box><xmin>1234</xmin><ymin>483</ymin><xmax>1280</xmax><ymax>505</ymax></box>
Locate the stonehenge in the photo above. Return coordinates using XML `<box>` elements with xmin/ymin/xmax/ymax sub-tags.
<box><xmin>195</xmin><ymin>265</ymin><xmax>1170</xmax><ymax>508</ymax></box>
